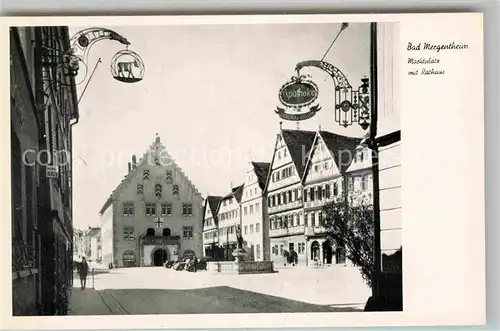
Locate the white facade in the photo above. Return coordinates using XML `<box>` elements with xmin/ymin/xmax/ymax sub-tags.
<box><xmin>100</xmin><ymin>204</ymin><xmax>114</xmax><ymax>266</ymax></box>
<box><xmin>202</xmin><ymin>197</ymin><xmax>220</xmax><ymax>251</ymax></box>
<box><xmin>376</xmin><ymin>22</ymin><xmax>402</xmax><ymax>273</ymax></box>
<box><xmin>216</xmin><ymin>186</ymin><xmax>243</xmax><ymax>249</ymax></box>
<box><xmin>99</xmin><ymin>135</ymin><xmax>203</xmax><ymax>268</ymax></box>
<box><xmin>240</xmin><ymin>162</ymin><xmax>270</xmax><ymax>261</ymax></box>
<box><xmin>303</xmin><ymin>134</ymin><xmax>344</xmax><ymax>265</ymax></box>
<box><xmin>266</xmin><ymin>130</ymin><xmax>314</xmax><ymax>266</ymax></box>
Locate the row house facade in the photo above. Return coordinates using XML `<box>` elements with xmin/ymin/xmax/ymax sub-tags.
<box><xmin>202</xmin><ymin>196</ymin><xmax>223</xmax><ymax>258</ymax></box>
<box><xmin>265</xmin><ymin>129</ymin><xmax>316</xmax><ymax>266</ymax></box>
<box><xmin>84</xmin><ymin>226</ymin><xmax>102</xmax><ymax>263</ymax></box>
<box><xmin>301</xmin><ymin>131</ymin><xmax>363</xmax><ymax>266</ymax></box>
<box><xmin>202</xmin><ymin>162</ymin><xmax>270</xmax><ymax>262</ymax></box>
<box><xmin>215</xmin><ymin>184</ymin><xmax>244</xmax><ymax>260</ymax></box>
<box><xmin>99</xmin><ymin>135</ymin><xmax>203</xmax><ymax>268</ymax></box>
<box><xmin>201</xmin><ymin>128</ymin><xmax>372</xmax><ymax>268</ymax></box>
<box><xmin>11</xmin><ymin>26</ymin><xmax>79</xmax><ymax>316</ymax></box>
<box><xmin>240</xmin><ymin>162</ymin><xmax>270</xmax><ymax>261</ymax></box>
<box><xmin>72</xmin><ymin>229</ymin><xmax>86</xmax><ymax>259</ymax></box>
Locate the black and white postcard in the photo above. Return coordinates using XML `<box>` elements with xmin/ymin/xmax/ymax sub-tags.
<box><xmin>0</xmin><ymin>13</ymin><xmax>485</xmax><ymax>329</ymax></box>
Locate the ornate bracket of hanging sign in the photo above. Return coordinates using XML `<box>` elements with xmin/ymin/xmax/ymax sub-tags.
<box><xmin>45</xmin><ymin>28</ymin><xmax>146</xmax><ymax>86</ymax></box>
<box><xmin>294</xmin><ymin>60</ymin><xmax>371</xmax><ymax>130</ymax></box>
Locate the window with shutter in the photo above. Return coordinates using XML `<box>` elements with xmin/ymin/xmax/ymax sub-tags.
<box><xmin>155</xmin><ymin>184</ymin><xmax>162</xmax><ymax>197</ymax></box>
<box><xmin>166</xmin><ymin>171</ymin><xmax>173</xmax><ymax>183</ymax></box>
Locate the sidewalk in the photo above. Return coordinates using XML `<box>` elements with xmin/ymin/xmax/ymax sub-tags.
<box><xmin>68</xmin><ymin>283</ymin><xmax>111</xmax><ymax>315</ymax></box>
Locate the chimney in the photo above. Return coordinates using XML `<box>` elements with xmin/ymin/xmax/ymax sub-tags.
<box><xmin>132</xmin><ymin>154</ymin><xmax>137</xmax><ymax>168</ymax></box>
<box><xmin>128</xmin><ymin>162</ymin><xmax>131</xmax><ymax>173</ymax></box>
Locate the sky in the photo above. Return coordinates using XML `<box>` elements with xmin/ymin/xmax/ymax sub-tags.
<box><xmin>71</xmin><ymin>22</ymin><xmax>371</xmax><ymax>230</ymax></box>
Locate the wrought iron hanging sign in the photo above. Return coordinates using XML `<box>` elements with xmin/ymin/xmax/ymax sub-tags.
<box><xmin>276</xmin><ymin>75</ymin><xmax>322</xmax><ymax>121</ymax></box>
<box><xmin>66</xmin><ymin>28</ymin><xmax>132</xmax><ymax>85</ymax></box>
<box><xmin>295</xmin><ymin>60</ymin><xmax>371</xmax><ymax>130</ymax></box>
<box><xmin>110</xmin><ymin>48</ymin><xmax>146</xmax><ymax>83</ymax></box>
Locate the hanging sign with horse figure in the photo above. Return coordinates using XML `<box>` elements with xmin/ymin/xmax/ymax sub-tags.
<box><xmin>110</xmin><ymin>49</ymin><xmax>146</xmax><ymax>83</ymax></box>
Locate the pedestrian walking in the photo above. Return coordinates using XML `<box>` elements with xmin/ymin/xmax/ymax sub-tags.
<box><xmin>78</xmin><ymin>257</ymin><xmax>89</xmax><ymax>290</ymax></box>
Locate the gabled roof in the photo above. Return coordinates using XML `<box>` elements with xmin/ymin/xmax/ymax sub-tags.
<box><xmin>231</xmin><ymin>184</ymin><xmax>245</xmax><ymax>203</ymax></box>
<box><xmin>207</xmin><ymin>196</ymin><xmax>223</xmax><ymax>215</ymax></box>
<box><xmin>280</xmin><ymin>129</ymin><xmax>317</xmax><ymax>178</ymax></box>
<box><xmin>252</xmin><ymin>162</ymin><xmax>271</xmax><ymax>190</ymax></box>
<box><xmin>99</xmin><ymin>134</ymin><xmax>201</xmax><ymax>215</ymax></box>
<box><xmin>318</xmin><ymin>130</ymin><xmax>362</xmax><ymax>173</ymax></box>
<box><xmin>203</xmin><ymin>195</ymin><xmax>223</xmax><ymax>228</ymax></box>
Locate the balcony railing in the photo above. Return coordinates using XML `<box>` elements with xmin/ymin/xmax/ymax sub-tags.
<box><xmin>141</xmin><ymin>235</ymin><xmax>180</xmax><ymax>246</ymax></box>
<box><xmin>269</xmin><ymin>226</ymin><xmax>305</xmax><ymax>237</ymax></box>
<box><xmin>304</xmin><ymin>226</ymin><xmax>329</xmax><ymax>236</ymax></box>
<box><xmin>269</xmin><ymin>200</ymin><xmax>303</xmax><ymax>214</ymax></box>
<box><xmin>303</xmin><ymin>198</ymin><xmax>334</xmax><ymax>209</ymax></box>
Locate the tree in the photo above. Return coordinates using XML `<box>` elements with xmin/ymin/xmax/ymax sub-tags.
<box><xmin>322</xmin><ymin>192</ymin><xmax>374</xmax><ymax>287</ymax></box>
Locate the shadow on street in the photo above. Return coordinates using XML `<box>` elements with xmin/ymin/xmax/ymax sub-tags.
<box><xmin>98</xmin><ymin>286</ymin><xmax>362</xmax><ymax>314</ymax></box>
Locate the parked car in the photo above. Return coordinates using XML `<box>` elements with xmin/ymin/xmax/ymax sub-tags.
<box><xmin>196</xmin><ymin>258</ymin><xmax>211</xmax><ymax>271</ymax></box>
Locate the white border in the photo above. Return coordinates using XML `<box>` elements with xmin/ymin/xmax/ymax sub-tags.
<box><xmin>0</xmin><ymin>13</ymin><xmax>485</xmax><ymax>329</ymax></box>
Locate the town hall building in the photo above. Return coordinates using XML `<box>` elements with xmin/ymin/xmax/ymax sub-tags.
<box><xmin>99</xmin><ymin>135</ymin><xmax>203</xmax><ymax>268</ymax></box>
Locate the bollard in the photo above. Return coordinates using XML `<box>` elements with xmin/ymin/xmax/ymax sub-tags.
<box><xmin>92</xmin><ymin>268</ymin><xmax>95</xmax><ymax>289</ymax></box>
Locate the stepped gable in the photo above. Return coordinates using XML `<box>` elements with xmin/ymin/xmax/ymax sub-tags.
<box><xmin>318</xmin><ymin>130</ymin><xmax>363</xmax><ymax>173</ymax></box>
<box><xmin>252</xmin><ymin>162</ymin><xmax>270</xmax><ymax>191</ymax></box>
<box><xmin>99</xmin><ymin>134</ymin><xmax>200</xmax><ymax>215</ymax></box>
<box><xmin>280</xmin><ymin>129</ymin><xmax>317</xmax><ymax>177</ymax></box>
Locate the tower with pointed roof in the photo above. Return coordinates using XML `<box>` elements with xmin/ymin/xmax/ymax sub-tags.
<box><xmin>99</xmin><ymin>135</ymin><xmax>203</xmax><ymax>268</ymax></box>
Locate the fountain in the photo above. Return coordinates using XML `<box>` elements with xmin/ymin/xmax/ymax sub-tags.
<box><xmin>207</xmin><ymin>226</ymin><xmax>275</xmax><ymax>274</ymax></box>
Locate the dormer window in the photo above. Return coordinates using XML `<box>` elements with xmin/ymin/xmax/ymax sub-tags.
<box><xmin>166</xmin><ymin>170</ymin><xmax>173</xmax><ymax>183</ymax></box>
<box><xmin>173</xmin><ymin>184</ymin><xmax>179</xmax><ymax>195</ymax></box>
<box><xmin>155</xmin><ymin>184</ymin><xmax>162</xmax><ymax>197</ymax></box>
<box><xmin>143</xmin><ymin>170</ymin><xmax>150</xmax><ymax>180</ymax></box>
<box><xmin>154</xmin><ymin>156</ymin><xmax>161</xmax><ymax>166</ymax></box>
<box><xmin>137</xmin><ymin>184</ymin><xmax>144</xmax><ymax>194</ymax></box>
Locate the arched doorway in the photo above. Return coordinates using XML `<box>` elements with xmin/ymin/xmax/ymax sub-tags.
<box><xmin>163</xmin><ymin>228</ymin><xmax>171</xmax><ymax>236</ymax></box>
<box><xmin>310</xmin><ymin>241</ymin><xmax>320</xmax><ymax>261</ymax></box>
<box><xmin>146</xmin><ymin>228</ymin><xmax>155</xmax><ymax>236</ymax></box>
<box><xmin>123</xmin><ymin>250</ymin><xmax>136</xmax><ymax>267</ymax></box>
<box><xmin>322</xmin><ymin>241</ymin><xmax>333</xmax><ymax>264</ymax></box>
<box><xmin>152</xmin><ymin>248</ymin><xmax>168</xmax><ymax>266</ymax></box>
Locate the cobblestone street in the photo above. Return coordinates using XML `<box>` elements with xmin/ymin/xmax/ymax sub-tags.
<box><xmin>69</xmin><ymin>266</ymin><xmax>370</xmax><ymax>315</ymax></box>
